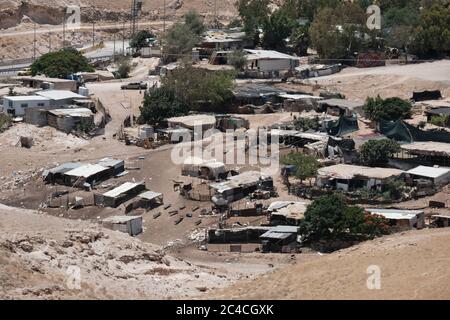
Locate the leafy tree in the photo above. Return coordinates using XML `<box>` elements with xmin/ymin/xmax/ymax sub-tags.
<box><xmin>184</xmin><ymin>10</ymin><xmax>206</xmax><ymax>36</ymax></box>
<box><xmin>294</xmin><ymin>117</ymin><xmax>320</xmax><ymax>132</ymax></box>
<box><xmin>430</xmin><ymin>115</ymin><xmax>449</xmax><ymax>127</ymax></box>
<box><xmin>161</xmin><ymin>65</ymin><xmax>235</xmax><ymax>111</ymax></box>
<box><xmin>358</xmin><ymin>139</ymin><xmax>401</xmax><ymax>167</ymax></box>
<box><xmin>130</xmin><ymin>30</ymin><xmax>155</xmax><ymax>52</ymax></box>
<box><xmin>382</xmin><ymin>177</ymin><xmax>407</xmax><ymax>201</ymax></box>
<box><xmin>363</xmin><ymin>96</ymin><xmax>412</xmax><ymax>123</ymax></box>
<box><xmin>139</xmin><ymin>87</ymin><xmax>188</xmax><ymax>126</ymax></box>
<box><xmin>412</xmin><ymin>4</ymin><xmax>450</xmax><ymax>58</ymax></box>
<box><xmin>309</xmin><ymin>3</ymin><xmax>366</xmax><ymax>60</ymax></box>
<box><xmin>8</xmin><ymin>87</ymin><xmax>17</xmax><ymax>96</ymax></box>
<box><xmin>290</xmin><ymin>24</ymin><xmax>311</xmax><ymax>56</ymax></box>
<box><xmin>116</xmin><ymin>56</ymin><xmax>132</xmax><ymax>79</ymax></box>
<box><xmin>228</xmin><ymin>50</ymin><xmax>248</xmax><ymax>71</ymax></box>
<box><xmin>0</xmin><ymin>113</ymin><xmax>12</xmax><ymax>133</ymax></box>
<box><xmin>262</xmin><ymin>9</ymin><xmax>295</xmax><ymax>51</ymax></box>
<box><xmin>30</xmin><ymin>48</ymin><xmax>94</xmax><ymax>78</ymax></box>
<box><xmin>236</xmin><ymin>0</ymin><xmax>271</xmax><ymax>44</ymax></box>
<box><xmin>300</xmin><ymin>194</ymin><xmax>390</xmax><ymax>243</ymax></box>
<box><xmin>281</xmin><ymin>152</ymin><xmax>320</xmax><ymax>184</ymax></box>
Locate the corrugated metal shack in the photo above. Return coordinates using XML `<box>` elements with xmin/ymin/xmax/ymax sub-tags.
<box><xmin>47</xmin><ymin>108</ymin><xmax>94</xmax><ymax>133</ymax></box>
<box><xmin>95</xmin><ymin>182</ymin><xmax>146</xmax><ymax>208</ymax></box>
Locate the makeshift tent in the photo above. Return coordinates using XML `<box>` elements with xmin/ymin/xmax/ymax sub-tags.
<box><xmin>380</xmin><ymin>120</ymin><xmax>450</xmax><ymax>143</ymax></box>
<box><xmin>412</xmin><ymin>90</ymin><xmax>442</xmax><ymax>102</ymax></box>
<box><xmin>328</xmin><ymin>116</ymin><xmax>359</xmax><ymax>136</ymax></box>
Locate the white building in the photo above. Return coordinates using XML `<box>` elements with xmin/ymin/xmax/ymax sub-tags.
<box><xmin>407</xmin><ymin>166</ymin><xmax>450</xmax><ymax>187</ymax></box>
<box><xmin>2</xmin><ymin>95</ymin><xmax>51</xmax><ymax>117</ymax></box>
<box><xmin>244</xmin><ymin>49</ymin><xmax>300</xmax><ymax>73</ymax></box>
<box><xmin>35</xmin><ymin>90</ymin><xmax>87</xmax><ymax>107</ymax></box>
<box><xmin>366</xmin><ymin>208</ymin><xmax>425</xmax><ymax>230</ymax></box>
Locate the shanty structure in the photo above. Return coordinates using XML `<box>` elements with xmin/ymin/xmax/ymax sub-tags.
<box><xmin>43</xmin><ymin>162</ymin><xmax>85</xmax><ymax>184</ymax></box>
<box><xmin>201</xmin><ymin>28</ymin><xmax>247</xmax><ymax>52</ymax></box>
<box><xmin>95</xmin><ymin>182</ymin><xmax>146</xmax><ymax>208</ymax></box>
<box><xmin>316</xmin><ymin>164</ymin><xmax>404</xmax><ymax>192</ymax></box>
<box><xmin>232</xmin><ymin>83</ymin><xmax>286</xmax><ymax>106</ymax></box>
<box><xmin>137</xmin><ymin>191</ymin><xmax>164</xmax><ymax>209</ymax></box>
<box><xmin>216</xmin><ymin>115</ymin><xmax>250</xmax><ymax>131</ymax></box>
<box><xmin>407</xmin><ymin>166</ymin><xmax>450</xmax><ymax>187</ymax></box>
<box><xmin>400</xmin><ymin>142</ymin><xmax>450</xmax><ymax>165</ymax></box>
<box><xmin>279</xmin><ymin>94</ymin><xmax>323</xmax><ymax>112</ymax></box>
<box><xmin>182</xmin><ymin>157</ymin><xmax>226</xmax><ymax>180</ymax></box>
<box><xmin>318</xmin><ymin>99</ymin><xmax>364</xmax><ymax>117</ymax></box>
<box><xmin>63</xmin><ymin>164</ymin><xmax>111</xmax><ymax>188</ymax></box>
<box><xmin>431</xmin><ymin>215</ymin><xmax>450</xmax><ymax>228</ymax></box>
<box><xmin>2</xmin><ymin>95</ymin><xmax>51</xmax><ymax>117</ymax></box>
<box><xmin>268</xmin><ymin>201</ymin><xmax>308</xmax><ymax>226</ymax></box>
<box><xmin>167</xmin><ymin>115</ymin><xmax>216</xmax><ymax>132</ymax></box>
<box><xmin>96</xmin><ymin>158</ymin><xmax>125</xmax><ymax>176</ymax></box>
<box><xmin>102</xmin><ymin>216</ymin><xmax>143</xmax><ymax>236</ymax></box>
<box><xmin>210</xmin><ymin>171</ymin><xmax>274</xmax><ymax>204</ymax></box>
<box><xmin>244</xmin><ymin>49</ymin><xmax>300</xmax><ymax>76</ymax></box>
<box><xmin>426</xmin><ymin>107</ymin><xmax>450</xmax><ymax>124</ymax></box>
<box><xmin>18</xmin><ymin>76</ymin><xmax>77</xmax><ymax>92</ymax></box>
<box><xmin>260</xmin><ymin>226</ymin><xmax>300</xmax><ymax>253</ymax></box>
<box><xmin>47</xmin><ymin>108</ymin><xmax>94</xmax><ymax>133</ymax></box>
<box><xmin>366</xmin><ymin>208</ymin><xmax>425</xmax><ymax>230</ymax></box>
<box><xmin>36</xmin><ymin>90</ymin><xmax>88</xmax><ymax>107</ymax></box>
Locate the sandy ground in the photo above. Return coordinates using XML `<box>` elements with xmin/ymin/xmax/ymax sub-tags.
<box><xmin>212</xmin><ymin>228</ymin><xmax>450</xmax><ymax>300</ymax></box>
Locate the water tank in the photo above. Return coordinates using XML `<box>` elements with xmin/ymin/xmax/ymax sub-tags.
<box><xmin>78</xmin><ymin>87</ymin><xmax>89</xmax><ymax>97</ymax></box>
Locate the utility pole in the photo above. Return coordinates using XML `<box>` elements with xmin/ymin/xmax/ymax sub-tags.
<box><xmin>62</xmin><ymin>12</ymin><xmax>66</xmax><ymax>48</ymax></box>
<box><xmin>92</xmin><ymin>3</ymin><xmax>95</xmax><ymax>48</ymax></box>
<box><xmin>122</xmin><ymin>20</ymin><xmax>126</xmax><ymax>55</ymax></box>
<box><xmin>33</xmin><ymin>22</ymin><xmax>37</xmax><ymax>62</ymax></box>
<box><xmin>163</xmin><ymin>0</ymin><xmax>166</xmax><ymax>33</ymax></box>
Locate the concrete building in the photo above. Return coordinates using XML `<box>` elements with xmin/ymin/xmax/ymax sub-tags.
<box><xmin>47</xmin><ymin>108</ymin><xmax>94</xmax><ymax>133</ymax></box>
<box><xmin>18</xmin><ymin>76</ymin><xmax>77</xmax><ymax>92</ymax></box>
<box><xmin>102</xmin><ymin>216</ymin><xmax>143</xmax><ymax>236</ymax></box>
<box><xmin>316</xmin><ymin>164</ymin><xmax>404</xmax><ymax>192</ymax></box>
<box><xmin>2</xmin><ymin>95</ymin><xmax>51</xmax><ymax>116</ymax></box>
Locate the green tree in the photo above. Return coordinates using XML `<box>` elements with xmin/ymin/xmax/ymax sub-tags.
<box><xmin>281</xmin><ymin>152</ymin><xmax>320</xmax><ymax>184</ymax></box>
<box><xmin>358</xmin><ymin>139</ymin><xmax>401</xmax><ymax>167</ymax></box>
<box><xmin>228</xmin><ymin>50</ymin><xmax>247</xmax><ymax>71</ymax></box>
<box><xmin>183</xmin><ymin>10</ymin><xmax>206</xmax><ymax>36</ymax></box>
<box><xmin>300</xmin><ymin>194</ymin><xmax>390</xmax><ymax>243</ymax></box>
<box><xmin>0</xmin><ymin>113</ymin><xmax>12</xmax><ymax>133</ymax></box>
<box><xmin>130</xmin><ymin>30</ymin><xmax>155</xmax><ymax>52</ymax></box>
<box><xmin>30</xmin><ymin>48</ymin><xmax>94</xmax><ymax>78</ymax></box>
<box><xmin>309</xmin><ymin>3</ymin><xmax>366</xmax><ymax>60</ymax></box>
<box><xmin>164</xmin><ymin>23</ymin><xmax>199</xmax><ymax>62</ymax></box>
<box><xmin>290</xmin><ymin>24</ymin><xmax>311</xmax><ymax>56</ymax></box>
<box><xmin>8</xmin><ymin>87</ymin><xmax>17</xmax><ymax>96</ymax></box>
<box><xmin>116</xmin><ymin>56</ymin><xmax>132</xmax><ymax>79</ymax></box>
<box><xmin>162</xmin><ymin>65</ymin><xmax>235</xmax><ymax>111</ymax></box>
<box><xmin>236</xmin><ymin>0</ymin><xmax>270</xmax><ymax>44</ymax></box>
<box><xmin>294</xmin><ymin>117</ymin><xmax>320</xmax><ymax>132</ymax></box>
<box><xmin>262</xmin><ymin>9</ymin><xmax>295</xmax><ymax>51</ymax></box>
<box><xmin>430</xmin><ymin>115</ymin><xmax>449</xmax><ymax>127</ymax></box>
<box><xmin>363</xmin><ymin>96</ymin><xmax>412</xmax><ymax>123</ymax></box>
<box><xmin>412</xmin><ymin>4</ymin><xmax>450</xmax><ymax>58</ymax></box>
<box><xmin>139</xmin><ymin>87</ymin><xmax>188</xmax><ymax>127</ymax></box>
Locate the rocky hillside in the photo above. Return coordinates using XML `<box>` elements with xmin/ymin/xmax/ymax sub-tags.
<box><xmin>0</xmin><ymin>0</ymin><xmax>239</xmax><ymax>29</ymax></box>
<box><xmin>0</xmin><ymin>204</ymin><xmax>231</xmax><ymax>299</ymax></box>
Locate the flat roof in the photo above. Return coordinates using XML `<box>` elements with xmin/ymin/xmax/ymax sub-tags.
<box><xmin>318</xmin><ymin>164</ymin><xmax>404</xmax><ymax>180</ymax></box>
<box><xmin>36</xmin><ymin>90</ymin><xmax>86</xmax><ymax>101</ymax></box>
<box><xmin>97</xmin><ymin>158</ymin><xmax>124</xmax><ymax>168</ymax></box>
<box><xmin>167</xmin><ymin>115</ymin><xmax>216</xmax><ymax>128</ymax></box>
<box><xmin>48</xmin><ymin>108</ymin><xmax>93</xmax><ymax>117</ymax></box>
<box><xmin>103</xmin><ymin>182</ymin><xmax>143</xmax><ymax>198</ymax></box>
<box><xmin>319</xmin><ymin>99</ymin><xmax>364</xmax><ymax>110</ymax></box>
<box><xmin>228</xmin><ymin>171</ymin><xmax>271</xmax><ymax>186</ymax></box>
<box><xmin>18</xmin><ymin>76</ymin><xmax>76</xmax><ymax>83</ymax></box>
<box><xmin>426</xmin><ymin>107</ymin><xmax>450</xmax><ymax>116</ymax></box>
<box><xmin>407</xmin><ymin>166</ymin><xmax>450</xmax><ymax>179</ymax></box>
<box><xmin>401</xmin><ymin>142</ymin><xmax>450</xmax><ymax>157</ymax></box>
<box><xmin>65</xmin><ymin>164</ymin><xmax>108</xmax><ymax>178</ymax></box>
<box><xmin>244</xmin><ymin>49</ymin><xmax>298</xmax><ymax>60</ymax></box>
<box><xmin>278</xmin><ymin>94</ymin><xmax>323</xmax><ymax>100</ymax></box>
<box><xmin>139</xmin><ymin>191</ymin><xmax>163</xmax><ymax>201</ymax></box>
<box><xmin>102</xmin><ymin>215</ymin><xmax>142</xmax><ymax>224</ymax></box>
<box><xmin>4</xmin><ymin>95</ymin><xmax>50</xmax><ymax>101</ymax></box>
<box><xmin>366</xmin><ymin>208</ymin><xmax>423</xmax><ymax>220</ymax></box>
<box><xmin>48</xmin><ymin>162</ymin><xmax>85</xmax><ymax>174</ymax></box>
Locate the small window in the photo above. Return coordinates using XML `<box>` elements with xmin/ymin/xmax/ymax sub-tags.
<box><xmin>37</xmin><ymin>103</ymin><xmax>45</xmax><ymax>107</ymax></box>
<box><xmin>8</xmin><ymin>101</ymin><xmax>12</xmax><ymax>107</ymax></box>
<box><xmin>21</xmin><ymin>103</ymin><xmax>28</xmax><ymax>108</ymax></box>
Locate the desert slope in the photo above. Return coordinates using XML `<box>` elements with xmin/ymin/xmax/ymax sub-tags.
<box><xmin>212</xmin><ymin>229</ymin><xmax>450</xmax><ymax>300</ymax></box>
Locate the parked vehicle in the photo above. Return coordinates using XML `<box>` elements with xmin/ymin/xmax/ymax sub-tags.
<box><xmin>121</xmin><ymin>81</ymin><xmax>148</xmax><ymax>90</ymax></box>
